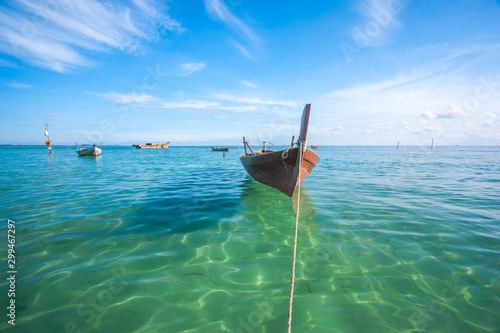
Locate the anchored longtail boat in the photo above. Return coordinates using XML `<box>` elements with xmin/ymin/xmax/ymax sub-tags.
<box><xmin>76</xmin><ymin>143</ymin><xmax>102</xmax><ymax>156</ymax></box>
<box><xmin>240</xmin><ymin>104</ymin><xmax>320</xmax><ymax>197</ymax></box>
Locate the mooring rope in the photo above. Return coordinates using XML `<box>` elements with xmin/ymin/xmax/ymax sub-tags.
<box><xmin>287</xmin><ymin>141</ymin><xmax>303</xmax><ymax>333</ymax></box>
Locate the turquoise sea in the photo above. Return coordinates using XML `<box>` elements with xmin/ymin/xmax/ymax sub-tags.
<box><xmin>0</xmin><ymin>145</ymin><xmax>499</xmax><ymax>333</ymax></box>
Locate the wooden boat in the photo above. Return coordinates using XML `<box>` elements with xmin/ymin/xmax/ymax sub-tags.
<box><xmin>212</xmin><ymin>146</ymin><xmax>229</xmax><ymax>151</ymax></box>
<box><xmin>240</xmin><ymin>104</ymin><xmax>320</xmax><ymax>197</ymax></box>
<box><xmin>76</xmin><ymin>143</ymin><xmax>102</xmax><ymax>156</ymax></box>
<box><xmin>134</xmin><ymin>142</ymin><xmax>169</xmax><ymax>149</ymax></box>
<box><xmin>311</xmin><ymin>145</ymin><xmax>318</xmax><ymax>149</ymax></box>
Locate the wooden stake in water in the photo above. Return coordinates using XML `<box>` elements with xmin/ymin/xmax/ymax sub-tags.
<box><xmin>431</xmin><ymin>138</ymin><xmax>434</xmax><ymax>150</ymax></box>
<box><xmin>397</xmin><ymin>142</ymin><xmax>399</xmax><ymax>149</ymax></box>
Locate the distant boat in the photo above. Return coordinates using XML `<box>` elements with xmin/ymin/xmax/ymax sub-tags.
<box><xmin>76</xmin><ymin>143</ymin><xmax>102</xmax><ymax>156</ymax></box>
<box><xmin>240</xmin><ymin>104</ymin><xmax>320</xmax><ymax>197</ymax></box>
<box><xmin>134</xmin><ymin>142</ymin><xmax>170</xmax><ymax>149</ymax></box>
<box><xmin>212</xmin><ymin>146</ymin><xmax>229</xmax><ymax>152</ymax></box>
<box><xmin>311</xmin><ymin>145</ymin><xmax>318</xmax><ymax>149</ymax></box>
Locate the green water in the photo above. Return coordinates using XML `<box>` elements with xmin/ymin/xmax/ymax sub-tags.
<box><xmin>0</xmin><ymin>146</ymin><xmax>499</xmax><ymax>332</ymax></box>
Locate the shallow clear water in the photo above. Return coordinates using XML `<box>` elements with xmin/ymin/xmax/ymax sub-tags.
<box><xmin>0</xmin><ymin>145</ymin><xmax>499</xmax><ymax>333</ymax></box>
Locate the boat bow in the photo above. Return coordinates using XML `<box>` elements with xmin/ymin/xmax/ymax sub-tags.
<box><xmin>239</xmin><ymin>104</ymin><xmax>319</xmax><ymax>197</ymax></box>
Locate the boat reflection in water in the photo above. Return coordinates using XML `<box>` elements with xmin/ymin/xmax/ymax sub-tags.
<box><xmin>240</xmin><ymin>176</ymin><xmax>318</xmax><ymax>256</ymax></box>
<box><xmin>240</xmin><ymin>177</ymin><xmax>340</xmax><ymax>307</ymax></box>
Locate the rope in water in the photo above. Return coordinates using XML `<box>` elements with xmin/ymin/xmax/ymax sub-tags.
<box><xmin>287</xmin><ymin>141</ymin><xmax>303</xmax><ymax>333</ymax></box>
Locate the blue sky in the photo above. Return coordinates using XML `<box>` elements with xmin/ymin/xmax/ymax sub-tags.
<box><xmin>0</xmin><ymin>0</ymin><xmax>499</xmax><ymax>146</ymax></box>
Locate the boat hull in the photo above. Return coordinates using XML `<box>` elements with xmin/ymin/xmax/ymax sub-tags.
<box><xmin>76</xmin><ymin>147</ymin><xmax>102</xmax><ymax>156</ymax></box>
<box><xmin>240</xmin><ymin>148</ymin><xmax>319</xmax><ymax>197</ymax></box>
<box><xmin>212</xmin><ymin>147</ymin><xmax>229</xmax><ymax>151</ymax></box>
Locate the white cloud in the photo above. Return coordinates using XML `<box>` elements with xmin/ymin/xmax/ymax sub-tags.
<box><xmin>319</xmin><ymin>49</ymin><xmax>500</xmax><ymax>144</ymax></box>
<box><xmin>204</xmin><ymin>0</ymin><xmax>259</xmax><ymax>46</ymax></box>
<box><xmin>229</xmin><ymin>39</ymin><xmax>255</xmax><ymax>61</ymax></box>
<box><xmin>241</xmin><ymin>79</ymin><xmax>258</xmax><ymax>88</ymax></box>
<box><xmin>214</xmin><ymin>93</ymin><xmax>296</xmax><ymax>107</ymax></box>
<box><xmin>421</xmin><ymin>111</ymin><xmax>437</xmax><ymax>119</ymax></box>
<box><xmin>0</xmin><ymin>0</ymin><xmax>183</xmax><ymax>72</ymax></box>
<box><xmin>437</xmin><ymin>104</ymin><xmax>465</xmax><ymax>119</ymax></box>
<box><xmin>160</xmin><ymin>101</ymin><xmax>220</xmax><ymax>109</ymax></box>
<box><xmin>323</xmin><ymin>73</ymin><xmax>422</xmax><ymax>99</ymax></box>
<box><xmin>204</xmin><ymin>0</ymin><xmax>260</xmax><ymax>59</ymax></box>
<box><xmin>0</xmin><ymin>58</ymin><xmax>18</xmax><ymax>68</ymax></box>
<box><xmin>100</xmin><ymin>92</ymin><xmax>156</xmax><ymax>104</ymax></box>
<box><xmin>480</xmin><ymin>120</ymin><xmax>495</xmax><ymax>128</ymax></box>
<box><xmin>5</xmin><ymin>82</ymin><xmax>32</xmax><ymax>88</ymax></box>
<box><xmin>181</xmin><ymin>62</ymin><xmax>206</xmax><ymax>76</ymax></box>
<box><xmin>97</xmin><ymin>91</ymin><xmax>285</xmax><ymax>113</ymax></box>
<box><xmin>159</xmin><ymin>100</ymin><xmax>257</xmax><ymax>112</ymax></box>
<box><xmin>217</xmin><ymin>105</ymin><xmax>258</xmax><ymax>112</ymax></box>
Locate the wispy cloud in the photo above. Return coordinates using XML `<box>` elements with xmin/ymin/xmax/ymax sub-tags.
<box><xmin>241</xmin><ymin>79</ymin><xmax>258</xmax><ymax>88</ymax></box>
<box><xmin>159</xmin><ymin>100</ymin><xmax>258</xmax><ymax>112</ymax></box>
<box><xmin>204</xmin><ymin>0</ymin><xmax>259</xmax><ymax>45</ymax></box>
<box><xmin>0</xmin><ymin>58</ymin><xmax>18</xmax><ymax>68</ymax></box>
<box><xmin>160</xmin><ymin>100</ymin><xmax>219</xmax><ymax>109</ymax></box>
<box><xmin>319</xmin><ymin>46</ymin><xmax>500</xmax><ymax>144</ymax></box>
<box><xmin>422</xmin><ymin>104</ymin><xmax>467</xmax><ymax>119</ymax></box>
<box><xmin>0</xmin><ymin>0</ymin><xmax>183</xmax><ymax>72</ymax></box>
<box><xmin>204</xmin><ymin>0</ymin><xmax>260</xmax><ymax>59</ymax></box>
<box><xmin>218</xmin><ymin>105</ymin><xmax>258</xmax><ymax>112</ymax></box>
<box><xmin>180</xmin><ymin>62</ymin><xmax>206</xmax><ymax>76</ymax></box>
<box><xmin>5</xmin><ymin>82</ymin><xmax>32</xmax><ymax>88</ymax></box>
<box><xmin>229</xmin><ymin>39</ymin><xmax>255</xmax><ymax>61</ymax></box>
<box><xmin>100</xmin><ymin>92</ymin><xmax>157</xmax><ymax>104</ymax></box>
<box><xmin>98</xmin><ymin>91</ymin><xmax>289</xmax><ymax>113</ymax></box>
<box><xmin>214</xmin><ymin>93</ymin><xmax>296</xmax><ymax>107</ymax></box>
<box><xmin>321</xmin><ymin>70</ymin><xmax>457</xmax><ymax>119</ymax></box>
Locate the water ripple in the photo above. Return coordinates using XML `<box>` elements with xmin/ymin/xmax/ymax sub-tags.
<box><xmin>0</xmin><ymin>146</ymin><xmax>498</xmax><ymax>332</ymax></box>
